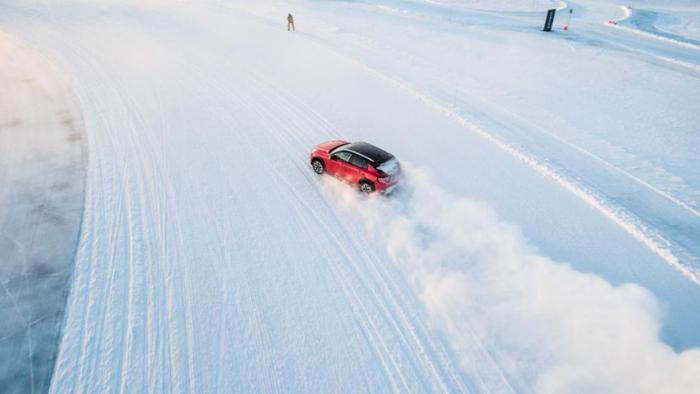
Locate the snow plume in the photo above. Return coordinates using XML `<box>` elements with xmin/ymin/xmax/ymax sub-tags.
<box><xmin>323</xmin><ymin>166</ymin><xmax>700</xmax><ymax>393</ymax></box>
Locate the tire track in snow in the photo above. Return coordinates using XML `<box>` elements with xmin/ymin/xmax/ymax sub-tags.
<box><xmin>177</xmin><ymin>46</ymin><xmax>470</xmax><ymax>389</ymax></box>
<box><xmin>197</xmin><ymin>75</ymin><xmax>290</xmax><ymax>393</ymax></box>
<box><xmin>30</xmin><ymin>16</ymin><xmax>164</xmax><ymax>390</ymax></box>
<box><xmin>54</xmin><ymin>42</ymin><xmax>133</xmax><ymax>393</ymax></box>
<box><xmin>258</xmin><ymin>62</ymin><xmax>519</xmax><ymax>392</ymax></box>
<box><xmin>158</xmin><ymin>69</ymin><xmax>239</xmax><ymax>391</ymax></box>
<box><xmin>155</xmin><ymin>55</ymin><xmax>340</xmax><ymax>390</ymax></box>
<box><xmin>39</xmin><ymin>18</ymin><xmax>197</xmax><ymax>391</ymax></box>
<box><xmin>213</xmin><ymin>77</ymin><xmax>416</xmax><ymax>392</ymax></box>
<box><xmin>128</xmin><ymin>54</ymin><xmax>214</xmax><ymax>394</ymax></box>
<box><xmin>222</xmin><ymin>64</ymin><xmax>487</xmax><ymax>392</ymax></box>
<box><xmin>143</xmin><ymin>67</ymin><xmax>199</xmax><ymax>394</ymax></box>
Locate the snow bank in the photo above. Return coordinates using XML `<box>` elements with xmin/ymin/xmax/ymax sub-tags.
<box><xmin>607</xmin><ymin>6</ymin><xmax>700</xmax><ymax>51</ymax></box>
<box><xmin>411</xmin><ymin>0</ymin><xmax>564</xmax><ymax>13</ymax></box>
<box><xmin>325</xmin><ymin>166</ymin><xmax>700</xmax><ymax>393</ymax></box>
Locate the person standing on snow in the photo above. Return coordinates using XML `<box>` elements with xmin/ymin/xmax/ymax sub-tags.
<box><xmin>287</xmin><ymin>13</ymin><xmax>295</xmax><ymax>31</ymax></box>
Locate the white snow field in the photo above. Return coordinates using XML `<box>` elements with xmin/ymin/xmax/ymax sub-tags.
<box><xmin>1</xmin><ymin>0</ymin><xmax>699</xmax><ymax>392</ymax></box>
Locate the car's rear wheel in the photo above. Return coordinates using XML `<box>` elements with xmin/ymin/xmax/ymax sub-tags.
<box><xmin>311</xmin><ymin>158</ymin><xmax>325</xmax><ymax>175</ymax></box>
<box><xmin>359</xmin><ymin>180</ymin><xmax>375</xmax><ymax>194</ymax></box>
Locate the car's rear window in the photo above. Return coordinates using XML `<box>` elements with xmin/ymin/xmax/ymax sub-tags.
<box><xmin>377</xmin><ymin>158</ymin><xmax>400</xmax><ymax>175</ymax></box>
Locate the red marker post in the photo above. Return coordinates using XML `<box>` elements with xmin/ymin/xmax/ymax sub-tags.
<box><xmin>564</xmin><ymin>9</ymin><xmax>573</xmax><ymax>31</ymax></box>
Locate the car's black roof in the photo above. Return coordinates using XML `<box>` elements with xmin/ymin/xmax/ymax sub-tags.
<box><xmin>342</xmin><ymin>142</ymin><xmax>394</xmax><ymax>164</ymax></box>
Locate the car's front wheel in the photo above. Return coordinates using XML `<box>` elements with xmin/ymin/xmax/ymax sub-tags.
<box><xmin>359</xmin><ymin>180</ymin><xmax>375</xmax><ymax>194</ymax></box>
<box><xmin>311</xmin><ymin>158</ymin><xmax>325</xmax><ymax>175</ymax></box>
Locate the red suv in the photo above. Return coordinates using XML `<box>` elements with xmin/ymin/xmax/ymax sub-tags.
<box><xmin>309</xmin><ymin>140</ymin><xmax>401</xmax><ymax>193</ymax></box>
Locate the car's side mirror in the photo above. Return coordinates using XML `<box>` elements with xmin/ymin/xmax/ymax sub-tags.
<box><xmin>330</xmin><ymin>156</ymin><xmax>339</xmax><ymax>161</ymax></box>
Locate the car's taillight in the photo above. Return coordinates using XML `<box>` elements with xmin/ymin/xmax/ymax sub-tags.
<box><xmin>378</xmin><ymin>176</ymin><xmax>391</xmax><ymax>184</ymax></box>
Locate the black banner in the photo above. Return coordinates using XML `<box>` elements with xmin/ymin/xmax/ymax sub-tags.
<box><xmin>543</xmin><ymin>9</ymin><xmax>556</xmax><ymax>32</ymax></box>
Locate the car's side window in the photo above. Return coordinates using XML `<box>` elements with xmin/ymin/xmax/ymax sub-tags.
<box><xmin>332</xmin><ymin>151</ymin><xmax>352</xmax><ymax>162</ymax></box>
<box><xmin>349</xmin><ymin>154</ymin><xmax>369</xmax><ymax>169</ymax></box>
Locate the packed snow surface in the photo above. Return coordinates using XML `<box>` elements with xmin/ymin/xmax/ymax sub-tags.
<box><xmin>0</xmin><ymin>0</ymin><xmax>699</xmax><ymax>392</ymax></box>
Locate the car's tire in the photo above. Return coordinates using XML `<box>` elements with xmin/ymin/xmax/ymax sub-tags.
<box><xmin>359</xmin><ymin>180</ymin><xmax>375</xmax><ymax>194</ymax></box>
<box><xmin>311</xmin><ymin>158</ymin><xmax>325</xmax><ymax>175</ymax></box>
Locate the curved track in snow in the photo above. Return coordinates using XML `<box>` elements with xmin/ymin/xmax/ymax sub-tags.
<box><xmin>1</xmin><ymin>0</ymin><xmax>700</xmax><ymax>392</ymax></box>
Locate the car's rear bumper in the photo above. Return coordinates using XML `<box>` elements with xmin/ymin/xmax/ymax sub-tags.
<box><xmin>378</xmin><ymin>182</ymin><xmax>399</xmax><ymax>194</ymax></box>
